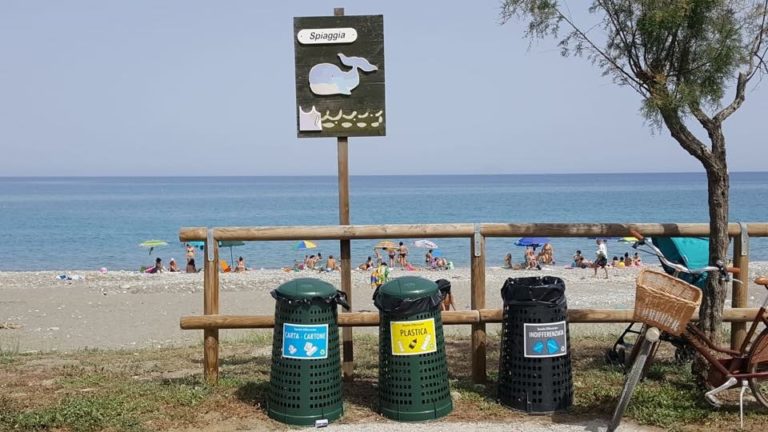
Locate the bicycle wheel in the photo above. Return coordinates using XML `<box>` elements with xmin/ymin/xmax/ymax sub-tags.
<box><xmin>608</xmin><ymin>327</ymin><xmax>661</xmax><ymax>432</ymax></box>
<box><xmin>748</xmin><ymin>329</ymin><xmax>768</xmax><ymax>409</ymax></box>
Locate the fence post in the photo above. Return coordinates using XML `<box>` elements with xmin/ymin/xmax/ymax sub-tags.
<box><xmin>731</xmin><ymin>223</ymin><xmax>749</xmax><ymax>349</ymax></box>
<box><xmin>470</xmin><ymin>226</ymin><xmax>486</xmax><ymax>383</ymax></box>
<box><xmin>203</xmin><ymin>229</ymin><xmax>220</xmax><ymax>384</ymax></box>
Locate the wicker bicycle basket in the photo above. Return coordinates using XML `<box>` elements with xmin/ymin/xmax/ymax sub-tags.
<box><xmin>633</xmin><ymin>269</ymin><xmax>702</xmax><ymax>336</ymax></box>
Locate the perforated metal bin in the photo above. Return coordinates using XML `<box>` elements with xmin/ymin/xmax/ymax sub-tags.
<box><xmin>268</xmin><ymin>278</ymin><xmax>349</xmax><ymax>425</ymax></box>
<box><xmin>374</xmin><ymin>276</ymin><xmax>453</xmax><ymax>421</ymax></box>
<box><xmin>497</xmin><ymin>276</ymin><xmax>573</xmax><ymax>413</ymax></box>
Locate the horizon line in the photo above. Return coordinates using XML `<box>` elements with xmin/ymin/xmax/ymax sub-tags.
<box><xmin>1</xmin><ymin>170</ymin><xmax>767</xmax><ymax>178</ymax></box>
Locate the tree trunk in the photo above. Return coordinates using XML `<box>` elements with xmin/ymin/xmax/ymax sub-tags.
<box><xmin>698</xmin><ymin>162</ymin><xmax>730</xmax><ymax>342</ymax></box>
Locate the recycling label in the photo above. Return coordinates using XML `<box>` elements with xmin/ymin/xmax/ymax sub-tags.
<box><xmin>523</xmin><ymin>321</ymin><xmax>568</xmax><ymax>358</ymax></box>
<box><xmin>390</xmin><ymin>318</ymin><xmax>437</xmax><ymax>356</ymax></box>
<box><xmin>282</xmin><ymin>323</ymin><xmax>328</xmax><ymax>359</ymax></box>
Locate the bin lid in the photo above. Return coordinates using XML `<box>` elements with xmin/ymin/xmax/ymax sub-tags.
<box><xmin>275</xmin><ymin>278</ymin><xmax>337</xmax><ymax>300</ymax></box>
<box><xmin>379</xmin><ymin>276</ymin><xmax>437</xmax><ymax>299</ymax></box>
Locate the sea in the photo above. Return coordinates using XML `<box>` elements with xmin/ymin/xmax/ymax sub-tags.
<box><xmin>1</xmin><ymin>173</ymin><xmax>767</xmax><ymax>272</ymax></box>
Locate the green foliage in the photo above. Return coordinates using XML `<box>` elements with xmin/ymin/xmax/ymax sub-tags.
<box><xmin>4</xmin><ymin>395</ymin><xmax>144</xmax><ymax>432</ymax></box>
<box><xmin>500</xmin><ymin>0</ymin><xmax>765</xmax><ymax>118</ymax></box>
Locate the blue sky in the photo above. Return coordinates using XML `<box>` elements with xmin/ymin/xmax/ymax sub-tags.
<box><xmin>1</xmin><ymin>1</ymin><xmax>766</xmax><ymax>176</ymax></box>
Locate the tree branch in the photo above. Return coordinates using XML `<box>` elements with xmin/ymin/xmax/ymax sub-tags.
<box><xmin>714</xmin><ymin>0</ymin><xmax>768</xmax><ymax>123</ymax></box>
<box><xmin>550</xmin><ymin>4</ymin><xmax>647</xmax><ymax>91</ymax></box>
<box><xmin>653</xmin><ymin>86</ymin><xmax>712</xmax><ymax>167</ymax></box>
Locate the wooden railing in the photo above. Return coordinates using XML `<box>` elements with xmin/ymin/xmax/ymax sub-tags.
<box><xmin>179</xmin><ymin>222</ymin><xmax>768</xmax><ymax>384</ymax></box>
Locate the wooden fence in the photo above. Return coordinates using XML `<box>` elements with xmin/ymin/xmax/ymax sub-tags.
<box><xmin>179</xmin><ymin>222</ymin><xmax>768</xmax><ymax>384</ymax></box>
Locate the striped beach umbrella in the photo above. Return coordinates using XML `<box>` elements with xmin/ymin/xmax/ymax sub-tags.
<box><xmin>293</xmin><ymin>240</ymin><xmax>318</xmax><ymax>250</ymax></box>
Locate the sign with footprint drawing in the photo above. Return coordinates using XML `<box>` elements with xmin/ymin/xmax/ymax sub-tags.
<box><xmin>294</xmin><ymin>15</ymin><xmax>385</xmax><ymax>137</ymax></box>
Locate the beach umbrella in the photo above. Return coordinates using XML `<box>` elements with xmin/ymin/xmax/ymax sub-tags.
<box><xmin>293</xmin><ymin>240</ymin><xmax>318</xmax><ymax>251</ymax></box>
<box><xmin>514</xmin><ymin>237</ymin><xmax>549</xmax><ymax>250</ymax></box>
<box><xmin>187</xmin><ymin>240</ymin><xmax>205</xmax><ymax>251</ymax></box>
<box><xmin>219</xmin><ymin>240</ymin><xmax>245</xmax><ymax>265</ymax></box>
<box><xmin>139</xmin><ymin>240</ymin><xmax>168</xmax><ymax>255</ymax></box>
<box><xmin>375</xmin><ymin>240</ymin><xmax>397</xmax><ymax>250</ymax></box>
<box><xmin>413</xmin><ymin>239</ymin><xmax>438</xmax><ymax>249</ymax></box>
<box><xmin>431</xmin><ymin>249</ymin><xmax>443</xmax><ymax>257</ymax></box>
<box><xmin>618</xmin><ymin>237</ymin><xmax>638</xmax><ymax>243</ymax></box>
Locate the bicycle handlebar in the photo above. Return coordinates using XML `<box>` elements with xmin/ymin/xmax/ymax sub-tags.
<box><xmin>629</xmin><ymin>231</ymin><xmax>735</xmax><ymax>282</ymax></box>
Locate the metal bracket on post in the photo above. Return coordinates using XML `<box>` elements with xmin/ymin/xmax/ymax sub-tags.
<box><xmin>207</xmin><ymin>228</ymin><xmax>215</xmax><ymax>262</ymax></box>
<box><xmin>739</xmin><ymin>222</ymin><xmax>749</xmax><ymax>256</ymax></box>
<box><xmin>473</xmin><ymin>224</ymin><xmax>482</xmax><ymax>257</ymax></box>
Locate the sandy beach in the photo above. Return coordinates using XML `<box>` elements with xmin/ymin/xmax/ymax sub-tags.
<box><xmin>2</xmin><ymin>263</ymin><xmax>767</xmax><ymax>353</ymax></box>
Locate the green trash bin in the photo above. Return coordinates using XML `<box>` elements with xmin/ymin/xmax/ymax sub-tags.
<box><xmin>268</xmin><ymin>278</ymin><xmax>350</xmax><ymax>426</ymax></box>
<box><xmin>374</xmin><ymin>276</ymin><xmax>453</xmax><ymax>421</ymax></box>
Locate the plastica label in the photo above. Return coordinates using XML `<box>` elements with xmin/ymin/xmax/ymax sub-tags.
<box><xmin>282</xmin><ymin>323</ymin><xmax>329</xmax><ymax>359</ymax></box>
<box><xmin>390</xmin><ymin>318</ymin><xmax>437</xmax><ymax>356</ymax></box>
<box><xmin>523</xmin><ymin>321</ymin><xmax>568</xmax><ymax>358</ymax></box>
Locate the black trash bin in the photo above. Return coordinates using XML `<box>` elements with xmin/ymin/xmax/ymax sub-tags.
<box><xmin>374</xmin><ymin>276</ymin><xmax>453</xmax><ymax>421</ymax></box>
<box><xmin>497</xmin><ymin>276</ymin><xmax>573</xmax><ymax>413</ymax></box>
<box><xmin>267</xmin><ymin>278</ymin><xmax>350</xmax><ymax>426</ymax></box>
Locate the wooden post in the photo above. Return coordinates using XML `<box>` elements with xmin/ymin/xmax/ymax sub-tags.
<box><xmin>470</xmin><ymin>227</ymin><xmax>486</xmax><ymax>383</ymax></box>
<box><xmin>731</xmin><ymin>223</ymin><xmax>749</xmax><ymax>349</ymax></box>
<box><xmin>336</xmin><ymin>4</ymin><xmax>354</xmax><ymax>382</ymax></box>
<box><xmin>203</xmin><ymin>230</ymin><xmax>220</xmax><ymax>384</ymax></box>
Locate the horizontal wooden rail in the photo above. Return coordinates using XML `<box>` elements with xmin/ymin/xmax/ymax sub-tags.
<box><xmin>179</xmin><ymin>223</ymin><xmax>768</xmax><ymax>242</ymax></box>
<box><xmin>179</xmin><ymin>221</ymin><xmax>768</xmax><ymax>385</ymax></box>
<box><xmin>180</xmin><ymin>307</ymin><xmax>759</xmax><ymax>330</ymax></box>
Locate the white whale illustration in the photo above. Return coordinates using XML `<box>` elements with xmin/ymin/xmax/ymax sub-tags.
<box><xmin>309</xmin><ymin>53</ymin><xmax>378</xmax><ymax>96</ymax></box>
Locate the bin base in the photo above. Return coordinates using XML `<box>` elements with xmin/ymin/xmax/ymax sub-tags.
<box><xmin>268</xmin><ymin>406</ymin><xmax>343</xmax><ymax>426</ymax></box>
<box><xmin>380</xmin><ymin>400</ymin><xmax>453</xmax><ymax>422</ymax></box>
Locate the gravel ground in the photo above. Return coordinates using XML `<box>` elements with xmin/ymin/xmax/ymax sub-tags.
<box><xmin>1</xmin><ymin>263</ymin><xmax>766</xmax><ymax>352</ymax></box>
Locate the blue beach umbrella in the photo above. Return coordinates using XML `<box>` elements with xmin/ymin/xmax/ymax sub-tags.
<box><xmin>293</xmin><ymin>240</ymin><xmax>318</xmax><ymax>251</ymax></box>
<box><xmin>514</xmin><ymin>237</ymin><xmax>550</xmax><ymax>250</ymax></box>
<box><xmin>187</xmin><ymin>241</ymin><xmax>205</xmax><ymax>251</ymax></box>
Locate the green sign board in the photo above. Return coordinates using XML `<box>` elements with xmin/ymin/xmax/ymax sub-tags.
<box><xmin>293</xmin><ymin>15</ymin><xmax>385</xmax><ymax>138</ymax></box>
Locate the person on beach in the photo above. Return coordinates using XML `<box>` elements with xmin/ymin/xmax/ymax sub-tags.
<box><xmin>398</xmin><ymin>242</ymin><xmax>409</xmax><ymax>269</ymax></box>
<box><xmin>324</xmin><ymin>255</ymin><xmax>339</xmax><ymax>271</ymax></box>
<box><xmin>436</xmin><ymin>279</ymin><xmax>456</xmax><ymax>311</ymax></box>
<box><xmin>425</xmin><ymin>249</ymin><xmax>434</xmax><ymax>267</ymax></box>
<box><xmin>572</xmin><ymin>250</ymin><xmax>587</xmax><ymax>268</ymax></box>
<box><xmin>235</xmin><ymin>256</ymin><xmax>246</xmax><ymax>272</ymax></box>
<box><xmin>525</xmin><ymin>247</ymin><xmax>539</xmax><ymax>270</ymax></box>
<box><xmin>358</xmin><ymin>256</ymin><xmax>373</xmax><ymax>270</ymax></box>
<box><xmin>503</xmin><ymin>253</ymin><xmax>513</xmax><ymax>269</ymax></box>
<box><xmin>537</xmin><ymin>243</ymin><xmax>555</xmax><ymax>265</ymax></box>
<box><xmin>373</xmin><ymin>248</ymin><xmax>383</xmax><ymax>266</ymax></box>
<box><xmin>387</xmin><ymin>248</ymin><xmax>396</xmax><ymax>267</ymax></box>
<box><xmin>633</xmin><ymin>252</ymin><xmax>642</xmax><ymax>266</ymax></box>
<box><xmin>186</xmin><ymin>258</ymin><xmax>196</xmax><ymax>273</ymax></box>
<box><xmin>623</xmin><ymin>252</ymin><xmax>632</xmax><ymax>267</ymax></box>
<box><xmin>146</xmin><ymin>257</ymin><xmax>165</xmax><ymax>274</ymax></box>
<box><xmin>370</xmin><ymin>262</ymin><xmax>390</xmax><ymax>289</ymax></box>
<box><xmin>168</xmin><ymin>258</ymin><xmax>179</xmax><ymax>272</ymax></box>
<box><xmin>593</xmin><ymin>239</ymin><xmax>609</xmax><ymax>278</ymax></box>
<box><xmin>185</xmin><ymin>244</ymin><xmax>195</xmax><ymax>265</ymax></box>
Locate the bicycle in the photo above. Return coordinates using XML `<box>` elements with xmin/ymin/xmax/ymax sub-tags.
<box><xmin>608</xmin><ymin>230</ymin><xmax>768</xmax><ymax>432</ymax></box>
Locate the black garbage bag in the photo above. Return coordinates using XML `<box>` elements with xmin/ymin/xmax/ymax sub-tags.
<box><xmin>501</xmin><ymin>276</ymin><xmax>565</xmax><ymax>306</ymax></box>
<box><xmin>271</xmin><ymin>289</ymin><xmax>350</xmax><ymax>310</ymax></box>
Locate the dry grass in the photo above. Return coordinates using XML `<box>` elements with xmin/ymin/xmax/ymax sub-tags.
<box><xmin>1</xmin><ymin>332</ymin><xmax>767</xmax><ymax>431</ymax></box>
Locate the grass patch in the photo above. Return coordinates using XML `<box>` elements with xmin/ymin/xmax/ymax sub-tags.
<box><xmin>0</xmin><ymin>334</ymin><xmax>766</xmax><ymax>431</ymax></box>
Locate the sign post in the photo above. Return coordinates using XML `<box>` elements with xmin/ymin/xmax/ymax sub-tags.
<box><xmin>293</xmin><ymin>8</ymin><xmax>385</xmax><ymax>381</ymax></box>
